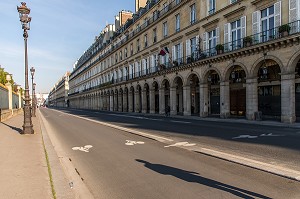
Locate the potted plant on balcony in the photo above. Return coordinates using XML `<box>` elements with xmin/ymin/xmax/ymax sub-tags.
<box><xmin>279</xmin><ymin>24</ymin><xmax>291</xmax><ymax>37</ymax></box>
<box><xmin>215</xmin><ymin>44</ymin><xmax>224</xmax><ymax>54</ymax></box>
<box><xmin>243</xmin><ymin>36</ymin><xmax>253</xmax><ymax>47</ymax></box>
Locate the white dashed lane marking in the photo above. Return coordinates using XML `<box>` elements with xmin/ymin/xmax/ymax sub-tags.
<box><xmin>72</xmin><ymin>145</ymin><xmax>93</xmax><ymax>152</ymax></box>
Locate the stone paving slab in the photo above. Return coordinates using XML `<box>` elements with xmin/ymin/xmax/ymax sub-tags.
<box><xmin>0</xmin><ymin>113</ymin><xmax>52</xmax><ymax>199</ymax></box>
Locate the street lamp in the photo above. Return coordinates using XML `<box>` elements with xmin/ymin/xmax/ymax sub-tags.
<box><xmin>30</xmin><ymin>67</ymin><xmax>36</xmax><ymax>117</ymax></box>
<box><xmin>17</xmin><ymin>2</ymin><xmax>33</xmax><ymax>134</ymax></box>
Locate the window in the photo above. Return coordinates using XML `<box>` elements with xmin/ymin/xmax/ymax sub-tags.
<box><xmin>153</xmin><ymin>28</ymin><xmax>157</xmax><ymax>43</ymax></box>
<box><xmin>153</xmin><ymin>10</ymin><xmax>159</xmax><ymax>20</ymax></box>
<box><xmin>144</xmin><ymin>34</ymin><xmax>148</xmax><ymax>48</ymax></box>
<box><xmin>190</xmin><ymin>4</ymin><xmax>196</xmax><ymax>24</ymax></box>
<box><xmin>261</xmin><ymin>5</ymin><xmax>275</xmax><ymax>42</ymax></box>
<box><xmin>125</xmin><ymin>48</ymin><xmax>128</xmax><ymax>58</ymax></box>
<box><xmin>208</xmin><ymin>0</ymin><xmax>216</xmax><ymax>15</ymax></box>
<box><xmin>175</xmin><ymin>44</ymin><xmax>181</xmax><ymax>63</ymax></box>
<box><xmin>230</xmin><ymin>0</ymin><xmax>237</xmax><ymax>4</ymax></box>
<box><xmin>130</xmin><ymin>43</ymin><xmax>133</xmax><ymax>55</ymax></box>
<box><xmin>190</xmin><ymin>37</ymin><xmax>197</xmax><ymax>56</ymax></box>
<box><xmin>137</xmin><ymin>39</ymin><xmax>140</xmax><ymax>52</ymax></box>
<box><xmin>231</xmin><ymin>19</ymin><xmax>242</xmax><ymax>49</ymax></box>
<box><xmin>163</xmin><ymin>22</ymin><xmax>168</xmax><ymax>37</ymax></box>
<box><xmin>175</xmin><ymin>14</ymin><xmax>180</xmax><ymax>32</ymax></box>
<box><xmin>115</xmin><ymin>53</ymin><xmax>118</xmax><ymax>63</ymax></box>
<box><xmin>176</xmin><ymin>0</ymin><xmax>181</xmax><ymax>5</ymax></box>
<box><xmin>120</xmin><ymin>51</ymin><xmax>122</xmax><ymax>61</ymax></box>
<box><xmin>208</xmin><ymin>29</ymin><xmax>217</xmax><ymax>54</ymax></box>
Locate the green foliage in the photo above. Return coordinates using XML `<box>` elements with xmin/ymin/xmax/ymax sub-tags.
<box><xmin>0</xmin><ymin>68</ymin><xmax>16</xmax><ymax>89</ymax></box>
<box><xmin>278</xmin><ymin>24</ymin><xmax>291</xmax><ymax>33</ymax></box>
<box><xmin>215</xmin><ymin>44</ymin><xmax>224</xmax><ymax>51</ymax></box>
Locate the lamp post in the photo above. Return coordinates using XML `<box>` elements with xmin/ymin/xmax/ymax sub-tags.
<box><xmin>30</xmin><ymin>67</ymin><xmax>36</xmax><ymax>117</ymax></box>
<box><xmin>17</xmin><ymin>2</ymin><xmax>33</xmax><ymax>134</ymax></box>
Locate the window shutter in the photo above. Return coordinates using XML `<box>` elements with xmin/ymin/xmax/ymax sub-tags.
<box><xmin>289</xmin><ymin>0</ymin><xmax>298</xmax><ymax>23</ymax></box>
<box><xmin>216</xmin><ymin>27</ymin><xmax>220</xmax><ymax>45</ymax></box>
<box><xmin>252</xmin><ymin>11</ymin><xmax>261</xmax><ymax>42</ymax></box>
<box><xmin>241</xmin><ymin>16</ymin><xmax>246</xmax><ymax>38</ymax></box>
<box><xmin>186</xmin><ymin>39</ymin><xmax>191</xmax><ymax>57</ymax></box>
<box><xmin>224</xmin><ymin>23</ymin><xmax>231</xmax><ymax>51</ymax></box>
<box><xmin>172</xmin><ymin>46</ymin><xmax>176</xmax><ymax>60</ymax></box>
<box><xmin>274</xmin><ymin>1</ymin><xmax>282</xmax><ymax>27</ymax></box>
<box><xmin>203</xmin><ymin>32</ymin><xmax>208</xmax><ymax>51</ymax></box>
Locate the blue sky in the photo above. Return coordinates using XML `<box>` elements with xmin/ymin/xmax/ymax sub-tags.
<box><xmin>0</xmin><ymin>0</ymin><xmax>134</xmax><ymax>93</ymax></box>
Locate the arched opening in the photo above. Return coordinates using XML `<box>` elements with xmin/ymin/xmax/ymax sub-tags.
<box><xmin>153</xmin><ymin>82</ymin><xmax>159</xmax><ymax>113</ymax></box>
<box><xmin>144</xmin><ymin>84</ymin><xmax>150</xmax><ymax>113</ymax></box>
<box><xmin>124</xmin><ymin>87</ymin><xmax>129</xmax><ymax>112</ymax></box>
<box><xmin>257</xmin><ymin>59</ymin><xmax>281</xmax><ymax>119</ymax></box>
<box><xmin>110</xmin><ymin>90</ymin><xmax>114</xmax><ymax>111</ymax></box>
<box><xmin>207</xmin><ymin>70</ymin><xmax>220</xmax><ymax>115</ymax></box>
<box><xmin>119</xmin><ymin>88</ymin><xmax>123</xmax><ymax>112</ymax></box>
<box><xmin>295</xmin><ymin>62</ymin><xmax>300</xmax><ymax>121</ymax></box>
<box><xmin>229</xmin><ymin>65</ymin><xmax>246</xmax><ymax>117</ymax></box>
<box><xmin>174</xmin><ymin>77</ymin><xmax>183</xmax><ymax>115</ymax></box>
<box><xmin>188</xmin><ymin>74</ymin><xmax>200</xmax><ymax>115</ymax></box>
<box><xmin>137</xmin><ymin>85</ymin><xmax>142</xmax><ymax>113</ymax></box>
<box><xmin>114</xmin><ymin>89</ymin><xmax>118</xmax><ymax>111</ymax></box>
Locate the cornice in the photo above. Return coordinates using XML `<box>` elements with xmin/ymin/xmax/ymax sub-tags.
<box><xmin>223</xmin><ymin>6</ymin><xmax>246</xmax><ymax>18</ymax></box>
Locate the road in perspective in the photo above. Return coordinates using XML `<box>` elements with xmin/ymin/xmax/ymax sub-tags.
<box><xmin>39</xmin><ymin>107</ymin><xmax>300</xmax><ymax>199</ymax></box>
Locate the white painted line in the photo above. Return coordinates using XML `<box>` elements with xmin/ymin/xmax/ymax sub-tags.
<box><xmin>51</xmin><ymin>109</ymin><xmax>173</xmax><ymax>143</ymax></box>
<box><xmin>125</xmin><ymin>140</ymin><xmax>145</xmax><ymax>146</ymax></box>
<box><xmin>72</xmin><ymin>145</ymin><xmax>93</xmax><ymax>152</ymax></box>
<box><xmin>170</xmin><ymin>120</ymin><xmax>191</xmax><ymax>124</ymax></box>
<box><xmin>109</xmin><ymin>114</ymin><xmax>163</xmax><ymax>121</ymax></box>
<box><xmin>232</xmin><ymin>135</ymin><xmax>258</xmax><ymax>139</ymax></box>
<box><xmin>165</xmin><ymin>142</ymin><xmax>196</xmax><ymax>148</ymax></box>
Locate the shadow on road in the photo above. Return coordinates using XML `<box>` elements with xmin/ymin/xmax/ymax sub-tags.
<box><xmin>1</xmin><ymin>122</ymin><xmax>22</xmax><ymax>134</ymax></box>
<box><xmin>136</xmin><ymin>159</ymin><xmax>271</xmax><ymax>199</ymax></box>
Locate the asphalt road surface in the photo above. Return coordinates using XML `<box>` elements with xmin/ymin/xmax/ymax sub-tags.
<box><xmin>40</xmin><ymin>107</ymin><xmax>300</xmax><ymax>199</ymax></box>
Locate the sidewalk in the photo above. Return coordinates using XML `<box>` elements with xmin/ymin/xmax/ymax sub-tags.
<box><xmin>0</xmin><ymin>112</ymin><xmax>52</xmax><ymax>199</ymax></box>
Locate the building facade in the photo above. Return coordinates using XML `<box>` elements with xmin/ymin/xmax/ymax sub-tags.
<box><xmin>49</xmin><ymin>72</ymin><xmax>70</xmax><ymax>107</ymax></box>
<box><xmin>65</xmin><ymin>0</ymin><xmax>300</xmax><ymax>123</ymax></box>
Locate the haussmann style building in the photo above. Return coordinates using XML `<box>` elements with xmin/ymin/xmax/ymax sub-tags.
<box><xmin>61</xmin><ymin>0</ymin><xmax>300</xmax><ymax>123</ymax></box>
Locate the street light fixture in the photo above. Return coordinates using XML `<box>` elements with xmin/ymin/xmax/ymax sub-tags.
<box><xmin>30</xmin><ymin>67</ymin><xmax>36</xmax><ymax>117</ymax></box>
<box><xmin>17</xmin><ymin>2</ymin><xmax>33</xmax><ymax>134</ymax></box>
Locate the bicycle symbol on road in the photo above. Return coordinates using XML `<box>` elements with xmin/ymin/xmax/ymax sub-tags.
<box><xmin>72</xmin><ymin>145</ymin><xmax>93</xmax><ymax>152</ymax></box>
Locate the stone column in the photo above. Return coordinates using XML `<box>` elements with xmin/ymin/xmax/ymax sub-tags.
<box><xmin>246</xmin><ymin>78</ymin><xmax>258</xmax><ymax>120</ymax></box>
<box><xmin>281</xmin><ymin>73</ymin><xmax>296</xmax><ymax>123</ymax></box>
<box><xmin>5</xmin><ymin>82</ymin><xmax>12</xmax><ymax>110</ymax></box>
<box><xmin>220</xmin><ymin>81</ymin><xmax>230</xmax><ymax>118</ymax></box>
<box><xmin>142</xmin><ymin>89</ymin><xmax>147</xmax><ymax>113</ymax></box>
<box><xmin>149</xmin><ymin>89</ymin><xmax>155</xmax><ymax>114</ymax></box>
<box><xmin>128</xmin><ymin>91</ymin><xmax>133</xmax><ymax>112</ymax></box>
<box><xmin>123</xmin><ymin>91</ymin><xmax>128</xmax><ymax>112</ymax></box>
<box><xmin>135</xmin><ymin>91</ymin><xmax>140</xmax><ymax>113</ymax></box>
<box><xmin>159</xmin><ymin>88</ymin><xmax>165</xmax><ymax>114</ymax></box>
<box><xmin>170</xmin><ymin>87</ymin><xmax>177</xmax><ymax>115</ymax></box>
<box><xmin>200</xmin><ymin>83</ymin><xmax>209</xmax><ymax>117</ymax></box>
<box><xmin>183</xmin><ymin>86</ymin><xmax>191</xmax><ymax>116</ymax></box>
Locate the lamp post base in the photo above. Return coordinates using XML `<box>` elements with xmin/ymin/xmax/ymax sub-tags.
<box><xmin>22</xmin><ymin>105</ymin><xmax>34</xmax><ymax>134</ymax></box>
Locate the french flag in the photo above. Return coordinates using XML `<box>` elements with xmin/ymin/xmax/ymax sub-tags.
<box><xmin>158</xmin><ymin>47</ymin><xmax>169</xmax><ymax>56</ymax></box>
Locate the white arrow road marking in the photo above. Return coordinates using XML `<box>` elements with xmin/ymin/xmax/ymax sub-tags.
<box><xmin>72</xmin><ymin>145</ymin><xmax>93</xmax><ymax>152</ymax></box>
<box><xmin>164</xmin><ymin>142</ymin><xmax>196</xmax><ymax>148</ymax></box>
<box><xmin>125</xmin><ymin>140</ymin><xmax>145</xmax><ymax>146</ymax></box>
<box><xmin>260</xmin><ymin>133</ymin><xmax>283</xmax><ymax>137</ymax></box>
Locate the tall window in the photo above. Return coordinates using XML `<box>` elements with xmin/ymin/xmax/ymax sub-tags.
<box><xmin>231</xmin><ymin>19</ymin><xmax>241</xmax><ymax>49</ymax></box>
<box><xmin>144</xmin><ymin>34</ymin><xmax>148</xmax><ymax>48</ymax></box>
<box><xmin>208</xmin><ymin>29</ymin><xmax>217</xmax><ymax>54</ymax></box>
<box><xmin>153</xmin><ymin>28</ymin><xmax>157</xmax><ymax>43</ymax></box>
<box><xmin>190</xmin><ymin>37</ymin><xmax>197</xmax><ymax>57</ymax></box>
<box><xmin>175</xmin><ymin>14</ymin><xmax>180</xmax><ymax>32</ymax></box>
<box><xmin>176</xmin><ymin>0</ymin><xmax>181</xmax><ymax>5</ymax></box>
<box><xmin>119</xmin><ymin>51</ymin><xmax>122</xmax><ymax>61</ymax></box>
<box><xmin>261</xmin><ymin>5</ymin><xmax>275</xmax><ymax>42</ymax></box>
<box><xmin>190</xmin><ymin>4</ymin><xmax>196</xmax><ymax>24</ymax></box>
<box><xmin>125</xmin><ymin>48</ymin><xmax>128</xmax><ymax>58</ymax></box>
<box><xmin>137</xmin><ymin>39</ymin><xmax>140</xmax><ymax>52</ymax></box>
<box><xmin>175</xmin><ymin>44</ymin><xmax>181</xmax><ymax>63</ymax></box>
<box><xmin>130</xmin><ymin>43</ymin><xmax>133</xmax><ymax>55</ymax></box>
<box><xmin>115</xmin><ymin>53</ymin><xmax>118</xmax><ymax>63</ymax></box>
<box><xmin>163</xmin><ymin>22</ymin><xmax>168</xmax><ymax>37</ymax></box>
<box><xmin>208</xmin><ymin>0</ymin><xmax>216</xmax><ymax>15</ymax></box>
